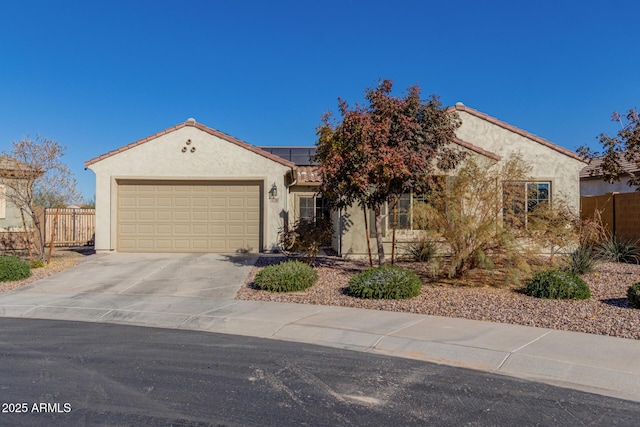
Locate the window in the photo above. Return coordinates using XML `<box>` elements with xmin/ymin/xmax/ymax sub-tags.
<box><xmin>379</xmin><ymin>193</ymin><xmax>428</xmax><ymax>232</ymax></box>
<box><xmin>298</xmin><ymin>195</ymin><xmax>329</xmax><ymax>222</ymax></box>
<box><xmin>503</xmin><ymin>181</ymin><xmax>551</xmax><ymax>226</ymax></box>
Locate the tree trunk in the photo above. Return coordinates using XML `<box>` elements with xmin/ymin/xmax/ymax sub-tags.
<box><xmin>363</xmin><ymin>206</ymin><xmax>373</xmax><ymax>267</ymax></box>
<box><xmin>19</xmin><ymin>208</ymin><xmax>32</xmax><ymax>261</ymax></box>
<box><xmin>32</xmin><ymin>209</ymin><xmax>46</xmax><ymax>262</ymax></box>
<box><xmin>373</xmin><ymin>203</ymin><xmax>385</xmax><ymax>265</ymax></box>
<box><xmin>391</xmin><ymin>197</ymin><xmax>397</xmax><ymax>265</ymax></box>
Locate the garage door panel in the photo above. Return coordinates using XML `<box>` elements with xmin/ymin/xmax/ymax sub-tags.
<box><xmin>118</xmin><ymin>181</ymin><xmax>261</xmax><ymax>252</ymax></box>
<box><xmin>175</xmin><ymin>197</ymin><xmax>190</xmax><ymax>207</ymax></box>
<box><xmin>192</xmin><ymin>224</ymin><xmax>208</xmax><ymax>234</ymax></box>
<box><xmin>192</xmin><ymin>211</ymin><xmax>209</xmax><ymax>221</ymax></box>
<box><xmin>120</xmin><ymin>197</ymin><xmax>136</xmax><ymax>207</ymax></box>
<box><xmin>174</xmin><ymin>211</ymin><xmax>190</xmax><ymax>221</ymax></box>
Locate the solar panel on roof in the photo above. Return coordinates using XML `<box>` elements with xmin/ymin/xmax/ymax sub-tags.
<box><xmin>260</xmin><ymin>147</ymin><xmax>317</xmax><ymax>165</ymax></box>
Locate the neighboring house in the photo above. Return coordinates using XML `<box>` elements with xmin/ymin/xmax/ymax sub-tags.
<box><xmin>85</xmin><ymin>104</ymin><xmax>586</xmax><ymax>256</ymax></box>
<box><xmin>0</xmin><ymin>157</ymin><xmax>38</xmax><ymax>249</ymax></box>
<box><xmin>580</xmin><ymin>153</ymin><xmax>640</xmax><ymax>196</ymax></box>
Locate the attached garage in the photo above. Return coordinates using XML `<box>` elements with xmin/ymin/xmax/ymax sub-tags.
<box><xmin>85</xmin><ymin>119</ymin><xmax>294</xmax><ymax>253</ymax></box>
<box><xmin>117</xmin><ymin>180</ymin><xmax>262</xmax><ymax>252</ymax></box>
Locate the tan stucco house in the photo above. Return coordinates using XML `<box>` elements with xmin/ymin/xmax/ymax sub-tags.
<box><xmin>85</xmin><ymin>104</ymin><xmax>586</xmax><ymax>256</ymax></box>
<box><xmin>0</xmin><ymin>157</ymin><xmax>41</xmax><ymax>249</ymax></box>
<box><xmin>580</xmin><ymin>153</ymin><xmax>640</xmax><ymax>196</ymax></box>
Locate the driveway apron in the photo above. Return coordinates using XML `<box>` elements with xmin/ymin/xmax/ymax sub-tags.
<box><xmin>0</xmin><ymin>253</ymin><xmax>258</xmax><ymax>327</ymax></box>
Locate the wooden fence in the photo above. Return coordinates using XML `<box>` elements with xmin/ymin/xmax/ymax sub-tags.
<box><xmin>43</xmin><ymin>208</ymin><xmax>95</xmax><ymax>247</ymax></box>
<box><xmin>581</xmin><ymin>192</ymin><xmax>640</xmax><ymax>241</ymax></box>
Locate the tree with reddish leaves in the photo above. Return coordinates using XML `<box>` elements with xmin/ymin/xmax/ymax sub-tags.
<box><xmin>315</xmin><ymin>79</ymin><xmax>464</xmax><ymax>265</ymax></box>
<box><xmin>578</xmin><ymin>109</ymin><xmax>640</xmax><ymax>189</ymax></box>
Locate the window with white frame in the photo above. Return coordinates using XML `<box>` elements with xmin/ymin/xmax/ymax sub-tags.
<box><xmin>298</xmin><ymin>195</ymin><xmax>329</xmax><ymax>222</ymax></box>
<box><xmin>503</xmin><ymin>181</ymin><xmax>551</xmax><ymax>226</ymax></box>
<box><xmin>371</xmin><ymin>193</ymin><xmax>428</xmax><ymax>234</ymax></box>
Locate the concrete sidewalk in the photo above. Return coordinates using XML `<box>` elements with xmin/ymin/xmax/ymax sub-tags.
<box><xmin>1</xmin><ymin>293</ymin><xmax>639</xmax><ymax>402</ymax></box>
<box><xmin>0</xmin><ymin>253</ymin><xmax>639</xmax><ymax>403</ymax></box>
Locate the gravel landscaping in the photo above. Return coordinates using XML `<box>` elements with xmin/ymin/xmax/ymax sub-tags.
<box><xmin>237</xmin><ymin>256</ymin><xmax>640</xmax><ymax>340</ymax></box>
<box><xmin>0</xmin><ymin>248</ymin><xmax>91</xmax><ymax>292</ymax></box>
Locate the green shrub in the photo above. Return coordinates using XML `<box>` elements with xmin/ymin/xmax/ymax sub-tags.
<box><xmin>525</xmin><ymin>270</ymin><xmax>591</xmax><ymax>300</ymax></box>
<box><xmin>408</xmin><ymin>239</ymin><xmax>436</xmax><ymax>263</ymax></box>
<box><xmin>0</xmin><ymin>257</ymin><xmax>32</xmax><ymax>282</ymax></box>
<box><xmin>30</xmin><ymin>260</ymin><xmax>45</xmax><ymax>269</ymax></box>
<box><xmin>253</xmin><ymin>260</ymin><xmax>318</xmax><ymax>292</ymax></box>
<box><xmin>627</xmin><ymin>283</ymin><xmax>640</xmax><ymax>309</ymax></box>
<box><xmin>348</xmin><ymin>265</ymin><xmax>422</xmax><ymax>300</ymax></box>
<box><xmin>596</xmin><ymin>236</ymin><xmax>640</xmax><ymax>264</ymax></box>
<box><xmin>564</xmin><ymin>244</ymin><xmax>597</xmax><ymax>275</ymax></box>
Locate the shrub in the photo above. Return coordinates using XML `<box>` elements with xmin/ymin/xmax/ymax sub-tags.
<box><xmin>564</xmin><ymin>244</ymin><xmax>597</xmax><ymax>275</ymax></box>
<box><xmin>253</xmin><ymin>260</ymin><xmax>318</xmax><ymax>292</ymax></box>
<box><xmin>596</xmin><ymin>236</ymin><xmax>640</xmax><ymax>264</ymax></box>
<box><xmin>348</xmin><ymin>265</ymin><xmax>422</xmax><ymax>300</ymax></box>
<box><xmin>0</xmin><ymin>256</ymin><xmax>32</xmax><ymax>282</ymax></box>
<box><xmin>278</xmin><ymin>218</ymin><xmax>334</xmax><ymax>264</ymax></box>
<box><xmin>408</xmin><ymin>239</ymin><xmax>437</xmax><ymax>263</ymax></box>
<box><xmin>30</xmin><ymin>260</ymin><xmax>46</xmax><ymax>269</ymax></box>
<box><xmin>525</xmin><ymin>270</ymin><xmax>591</xmax><ymax>300</ymax></box>
<box><xmin>628</xmin><ymin>283</ymin><xmax>640</xmax><ymax>309</ymax></box>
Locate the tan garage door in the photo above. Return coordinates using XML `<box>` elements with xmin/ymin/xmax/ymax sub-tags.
<box><xmin>117</xmin><ymin>180</ymin><xmax>261</xmax><ymax>252</ymax></box>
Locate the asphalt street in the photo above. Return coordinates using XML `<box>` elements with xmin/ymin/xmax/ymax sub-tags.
<box><xmin>1</xmin><ymin>318</ymin><xmax>639</xmax><ymax>426</ymax></box>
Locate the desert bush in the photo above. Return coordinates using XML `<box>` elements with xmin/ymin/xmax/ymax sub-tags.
<box><xmin>563</xmin><ymin>244</ymin><xmax>597</xmax><ymax>275</ymax></box>
<box><xmin>414</xmin><ymin>156</ymin><xmax>531</xmax><ymax>278</ymax></box>
<box><xmin>524</xmin><ymin>270</ymin><xmax>591</xmax><ymax>300</ymax></box>
<box><xmin>279</xmin><ymin>217</ymin><xmax>334</xmax><ymax>264</ymax></box>
<box><xmin>348</xmin><ymin>265</ymin><xmax>422</xmax><ymax>299</ymax></box>
<box><xmin>0</xmin><ymin>256</ymin><xmax>32</xmax><ymax>282</ymax></box>
<box><xmin>30</xmin><ymin>259</ymin><xmax>45</xmax><ymax>269</ymax></box>
<box><xmin>627</xmin><ymin>283</ymin><xmax>640</xmax><ymax>308</ymax></box>
<box><xmin>526</xmin><ymin>201</ymin><xmax>578</xmax><ymax>263</ymax></box>
<box><xmin>407</xmin><ymin>238</ymin><xmax>437</xmax><ymax>262</ymax></box>
<box><xmin>253</xmin><ymin>260</ymin><xmax>318</xmax><ymax>292</ymax></box>
<box><xmin>596</xmin><ymin>236</ymin><xmax>640</xmax><ymax>264</ymax></box>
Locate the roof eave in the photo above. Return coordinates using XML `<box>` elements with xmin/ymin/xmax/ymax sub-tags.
<box><xmin>449</xmin><ymin>104</ymin><xmax>587</xmax><ymax>163</ymax></box>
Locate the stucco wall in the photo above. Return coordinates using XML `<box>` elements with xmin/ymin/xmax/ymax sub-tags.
<box><xmin>88</xmin><ymin>125</ymin><xmax>292</xmax><ymax>252</ymax></box>
<box><xmin>455</xmin><ymin>111</ymin><xmax>584</xmax><ymax>212</ymax></box>
<box><xmin>337</xmin><ymin>111</ymin><xmax>586</xmax><ymax>258</ymax></box>
<box><xmin>580</xmin><ymin>177</ymin><xmax>635</xmax><ymax>197</ymax></box>
<box><xmin>0</xmin><ymin>181</ymin><xmax>30</xmax><ymax>231</ymax></box>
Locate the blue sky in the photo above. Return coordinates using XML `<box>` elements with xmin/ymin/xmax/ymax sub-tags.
<box><xmin>1</xmin><ymin>1</ymin><xmax>638</xmax><ymax>200</ymax></box>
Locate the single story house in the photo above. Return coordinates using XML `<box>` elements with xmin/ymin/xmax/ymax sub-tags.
<box><xmin>580</xmin><ymin>153</ymin><xmax>640</xmax><ymax>196</ymax></box>
<box><xmin>0</xmin><ymin>157</ymin><xmax>40</xmax><ymax>249</ymax></box>
<box><xmin>85</xmin><ymin>104</ymin><xmax>586</xmax><ymax>256</ymax></box>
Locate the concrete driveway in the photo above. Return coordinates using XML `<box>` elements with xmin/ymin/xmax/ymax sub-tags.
<box><xmin>0</xmin><ymin>252</ymin><xmax>259</xmax><ymax>328</ymax></box>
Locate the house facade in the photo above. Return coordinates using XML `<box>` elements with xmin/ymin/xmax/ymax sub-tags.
<box><xmin>580</xmin><ymin>154</ymin><xmax>640</xmax><ymax>196</ymax></box>
<box><xmin>86</xmin><ymin>104</ymin><xmax>586</xmax><ymax>256</ymax></box>
<box><xmin>0</xmin><ymin>157</ymin><xmax>38</xmax><ymax>249</ymax></box>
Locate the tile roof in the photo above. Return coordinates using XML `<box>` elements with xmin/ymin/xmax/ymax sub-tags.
<box><xmin>0</xmin><ymin>156</ymin><xmax>43</xmax><ymax>178</ymax></box>
<box><xmin>580</xmin><ymin>152</ymin><xmax>640</xmax><ymax>179</ymax></box>
<box><xmin>449</xmin><ymin>103</ymin><xmax>587</xmax><ymax>163</ymax></box>
<box><xmin>296</xmin><ymin>165</ymin><xmax>322</xmax><ymax>184</ymax></box>
<box><xmin>84</xmin><ymin>120</ymin><xmax>296</xmax><ymax>169</ymax></box>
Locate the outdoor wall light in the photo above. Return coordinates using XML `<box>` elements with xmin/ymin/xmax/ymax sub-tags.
<box><xmin>269</xmin><ymin>183</ymin><xmax>278</xmax><ymax>199</ymax></box>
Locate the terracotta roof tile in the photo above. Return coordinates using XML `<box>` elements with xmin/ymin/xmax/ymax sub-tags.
<box><xmin>580</xmin><ymin>152</ymin><xmax>640</xmax><ymax>179</ymax></box>
<box><xmin>449</xmin><ymin>104</ymin><xmax>587</xmax><ymax>163</ymax></box>
<box><xmin>296</xmin><ymin>165</ymin><xmax>322</xmax><ymax>184</ymax></box>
